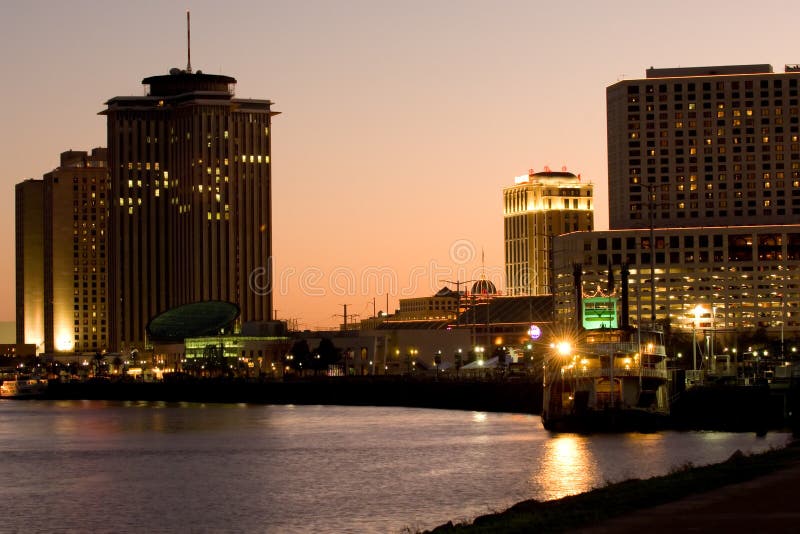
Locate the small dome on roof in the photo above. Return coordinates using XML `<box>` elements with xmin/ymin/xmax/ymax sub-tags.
<box><xmin>471</xmin><ymin>279</ymin><xmax>497</xmax><ymax>295</ymax></box>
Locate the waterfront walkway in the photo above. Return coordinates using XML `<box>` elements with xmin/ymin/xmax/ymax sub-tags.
<box><xmin>579</xmin><ymin>452</ymin><xmax>800</xmax><ymax>533</ymax></box>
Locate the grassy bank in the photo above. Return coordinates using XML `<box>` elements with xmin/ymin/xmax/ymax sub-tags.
<box><xmin>426</xmin><ymin>441</ymin><xmax>800</xmax><ymax>533</ymax></box>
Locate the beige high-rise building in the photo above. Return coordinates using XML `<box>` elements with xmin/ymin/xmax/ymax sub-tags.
<box><xmin>103</xmin><ymin>69</ymin><xmax>278</xmax><ymax>351</ymax></box>
<box><xmin>16</xmin><ymin>148</ymin><xmax>109</xmax><ymax>354</ymax></box>
<box><xmin>503</xmin><ymin>169</ymin><xmax>594</xmax><ymax>296</ymax></box>
<box><xmin>607</xmin><ymin>64</ymin><xmax>800</xmax><ymax>230</ymax></box>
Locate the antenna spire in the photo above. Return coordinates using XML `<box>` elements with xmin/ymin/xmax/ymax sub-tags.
<box><xmin>186</xmin><ymin>11</ymin><xmax>192</xmax><ymax>73</ymax></box>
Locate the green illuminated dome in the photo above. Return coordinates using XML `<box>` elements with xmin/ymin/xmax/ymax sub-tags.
<box><xmin>147</xmin><ymin>301</ymin><xmax>240</xmax><ymax>342</ymax></box>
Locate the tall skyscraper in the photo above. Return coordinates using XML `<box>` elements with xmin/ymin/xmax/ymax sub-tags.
<box><xmin>16</xmin><ymin>148</ymin><xmax>109</xmax><ymax>353</ymax></box>
<box><xmin>607</xmin><ymin>64</ymin><xmax>800</xmax><ymax>230</ymax></box>
<box><xmin>503</xmin><ymin>169</ymin><xmax>594</xmax><ymax>296</ymax></box>
<box><xmin>103</xmin><ymin>69</ymin><xmax>277</xmax><ymax>351</ymax></box>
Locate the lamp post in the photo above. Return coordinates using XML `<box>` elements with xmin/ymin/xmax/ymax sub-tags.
<box><xmin>691</xmin><ymin>304</ymin><xmax>707</xmax><ymax>372</ymax></box>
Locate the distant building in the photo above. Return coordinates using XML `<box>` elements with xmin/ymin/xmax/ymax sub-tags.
<box><xmin>503</xmin><ymin>169</ymin><xmax>594</xmax><ymax>296</ymax></box>
<box><xmin>0</xmin><ymin>344</ymin><xmax>36</xmax><ymax>358</ymax></box>
<box><xmin>15</xmin><ymin>148</ymin><xmax>109</xmax><ymax>354</ymax></box>
<box><xmin>606</xmin><ymin>64</ymin><xmax>800</xmax><ymax>230</ymax></box>
<box><xmin>102</xmin><ymin>68</ymin><xmax>278</xmax><ymax>351</ymax></box>
<box><xmin>394</xmin><ymin>286</ymin><xmax>461</xmax><ymax>321</ymax></box>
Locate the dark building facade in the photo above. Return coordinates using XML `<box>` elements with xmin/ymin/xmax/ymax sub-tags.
<box><xmin>103</xmin><ymin>70</ymin><xmax>278</xmax><ymax>351</ymax></box>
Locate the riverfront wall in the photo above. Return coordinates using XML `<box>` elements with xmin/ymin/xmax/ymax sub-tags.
<box><xmin>40</xmin><ymin>377</ymin><xmax>800</xmax><ymax>433</ymax></box>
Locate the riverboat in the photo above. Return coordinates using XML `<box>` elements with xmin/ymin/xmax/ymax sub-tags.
<box><xmin>0</xmin><ymin>378</ymin><xmax>49</xmax><ymax>399</ymax></box>
<box><xmin>541</xmin><ymin>326</ymin><xmax>671</xmax><ymax>433</ymax></box>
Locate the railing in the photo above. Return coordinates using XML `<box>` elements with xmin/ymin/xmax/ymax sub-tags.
<box><xmin>567</xmin><ymin>367</ymin><xmax>670</xmax><ymax>379</ymax></box>
<box><xmin>587</xmin><ymin>342</ymin><xmax>667</xmax><ymax>357</ymax></box>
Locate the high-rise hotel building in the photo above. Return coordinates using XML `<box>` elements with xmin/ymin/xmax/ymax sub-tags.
<box><xmin>504</xmin><ymin>169</ymin><xmax>593</xmax><ymax>296</ymax></box>
<box><xmin>16</xmin><ymin>148</ymin><xmax>109</xmax><ymax>353</ymax></box>
<box><xmin>607</xmin><ymin>64</ymin><xmax>800</xmax><ymax>230</ymax></box>
<box><xmin>552</xmin><ymin>64</ymin><xmax>800</xmax><ymax>339</ymax></box>
<box><xmin>102</xmin><ymin>70</ymin><xmax>277</xmax><ymax>351</ymax></box>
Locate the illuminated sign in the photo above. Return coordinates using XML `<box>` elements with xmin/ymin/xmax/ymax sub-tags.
<box><xmin>583</xmin><ymin>297</ymin><xmax>619</xmax><ymax>330</ymax></box>
<box><xmin>528</xmin><ymin>324</ymin><xmax>542</xmax><ymax>340</ymax></box>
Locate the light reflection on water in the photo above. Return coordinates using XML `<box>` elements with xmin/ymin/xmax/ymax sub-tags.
<box><xmin>0</xmin><ymin>400</ymin><xmax>789</xmax><ymax>533</ymax></box>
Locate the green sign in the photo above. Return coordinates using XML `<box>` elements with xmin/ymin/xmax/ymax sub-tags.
<box><xmin>583</xmin><ymin>297</ymin><xmax>618</xmax><ymax>330</ymax></box>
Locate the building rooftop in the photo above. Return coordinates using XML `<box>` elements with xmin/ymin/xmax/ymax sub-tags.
<box><xmin>143</xmin><ymin>69</ymin><xmax>236</xmax><ymax>97</ymax></box>
<box><xmin>458</xmin><ymin>295</ymin><xmax>554</xmax><ymax>325</ymax></box>
<box><xmin>645</xmin><ymin>64</ymin><xmax>774</xmax><ymax>79</ymax></box>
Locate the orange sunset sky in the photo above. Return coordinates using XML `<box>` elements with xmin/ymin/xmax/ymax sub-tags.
<box><xmin>1</xmin><ymin>0</ymin><xmax>798</xmax><ymax>329</ymax></box>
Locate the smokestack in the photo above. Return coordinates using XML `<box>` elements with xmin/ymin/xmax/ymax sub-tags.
<box><xmin>573</xmin><ymin>263</ymin><xmax>583</xmax><ymax>329</ymax></box>
<box><xmin>621</xmin><ymin>263</ymin><xmax>630</xmax><ymax>329</ymax></box>
<box><xmin>186</xmin><ymin>11</ymin><xmax>192</xmax><ymax>73</ymax></box>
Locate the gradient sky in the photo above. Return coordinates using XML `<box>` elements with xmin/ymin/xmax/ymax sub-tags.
<box><xmin>1</xmin><ymin>0</ymin><xmax>799</xmax><ymax>329</ymax></box>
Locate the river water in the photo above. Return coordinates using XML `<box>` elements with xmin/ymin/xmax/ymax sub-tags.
<box><xmin>0</xmin><ymin>400</ymin><xmax>789</xmax><ymax>533</ymax></box>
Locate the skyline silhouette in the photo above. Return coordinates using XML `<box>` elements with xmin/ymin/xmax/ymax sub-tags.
<box><xmin>2</xmin><ymin>0</ymin><xmax>799</xmax><ymax>328</ymax></box>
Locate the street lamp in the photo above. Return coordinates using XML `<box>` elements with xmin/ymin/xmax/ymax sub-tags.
<box><xmin>692</xmin><ymin>304</ymin><xmax>707</xmax><ymax>372</ymax></box>
<box><xmin>555</xmin><ymin>341</ymin><xmax>572</xmax><ymax>357</ymax></box>
<box><xmin>406</xmin><ymin>348</ymin><xmax>418</xmax><ymax>374</ymax></box>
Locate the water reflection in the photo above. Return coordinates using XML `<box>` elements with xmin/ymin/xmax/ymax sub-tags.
<box><xmin>0</xmin><ymin>402</ymin><xmax>790</xmax><ymax>534</ymax></box>
<box><xmin>537</xmin><ymin>435</ymin><xmax>597</xmax><ymax>499</ymax></box>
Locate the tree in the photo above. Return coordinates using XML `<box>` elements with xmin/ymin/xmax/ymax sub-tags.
<box><xmin>315</xmin><ymin>338</ymin><xmax>341</xmax><ymax>374</ymax></box>
<box><xmin>286</xmin><ymin>340</ymin><xmax>311</xmax><ymax>374</ymax></box>
<box><xmin>203</xmin><ymin>344</ymin><xmax>227</xmax><ymax>375</ymax></box>
<box><xmin>92</xmin><ymin>352</ymin><xmax>106</xmax><ymax>377</ymax></box>
<box><xmin>112</xmin><ymin>355</ymin><xmax>124</xmax><ymax>375</ymax></box>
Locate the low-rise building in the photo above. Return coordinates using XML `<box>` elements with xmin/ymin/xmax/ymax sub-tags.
<box><xmin>553</xmin><ymin>225</ymin><xmax>800</xmax><ymax>340</ymax></box>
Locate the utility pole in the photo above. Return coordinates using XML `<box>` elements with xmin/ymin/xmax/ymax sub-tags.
<box><xmin>334</xmin><ymin>304</ymin><xmax>350</xmax><ymax>331</ymax></box>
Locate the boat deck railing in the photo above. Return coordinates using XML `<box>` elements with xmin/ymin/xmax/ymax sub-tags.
<box><xmin>584</xmin><ymin>342</ymin><xmax>667</xmax><ymax>357</ymax></box>
<box><xmin>567</xmin><ymin>367</ymin><xmax>670</xmax><ymax>379</ymax></box>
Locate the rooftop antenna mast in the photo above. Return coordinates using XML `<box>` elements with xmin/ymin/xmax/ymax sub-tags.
<box><xmin>186</xmin><ymin>11</ymin><xmax>192</xmax><ymax>73</ymax></box>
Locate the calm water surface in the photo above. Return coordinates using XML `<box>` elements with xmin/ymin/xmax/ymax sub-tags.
<box><xmin>0</xmin><ymin>400</ymin><xmax>789</xmax><ymax>533</ymax></box>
